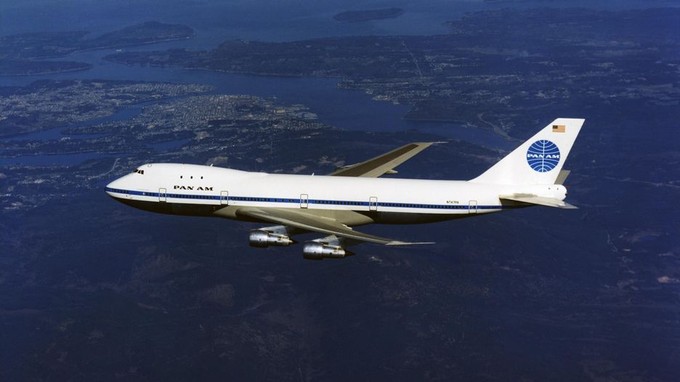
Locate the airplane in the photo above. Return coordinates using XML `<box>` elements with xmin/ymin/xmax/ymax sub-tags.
<box><xmin>106</xmin><ymin>118</ymin><xmax>584</xmax><ymax>259</ymax></box>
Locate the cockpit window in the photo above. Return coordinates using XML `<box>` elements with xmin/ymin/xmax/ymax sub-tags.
<box><xmin>133</xmin><ymin>169</ymin><xmax>145</xmax><ymax>175</ymax></box>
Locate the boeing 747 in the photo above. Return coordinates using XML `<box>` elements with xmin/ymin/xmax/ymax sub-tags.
<box><xmin>106</xmin><ymin>118</ymin><xmax>584</xmax><ymax>259</ymax></box>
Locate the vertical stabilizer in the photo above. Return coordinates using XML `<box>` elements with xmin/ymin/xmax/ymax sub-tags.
<box><xmin>470</xmin><ymin>118</ymin><xmax>584</xmax><ymax>185</ymax></box>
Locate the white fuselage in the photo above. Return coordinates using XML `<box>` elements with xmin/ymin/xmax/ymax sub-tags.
<box><xmin>105</xmin><ymin>163</ymin><xmax>561</xmax><ymax>226</ymax></box>
<box><xmin>104</xmin><ymin>118</ymin><xmax>581</xmax><ymax>256</ymax></box>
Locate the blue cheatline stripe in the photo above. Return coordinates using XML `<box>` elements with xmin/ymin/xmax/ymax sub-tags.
<box><xmin>105</xmin><ymin>187</ymin><xmax>506</xmax><ymax>211</ymax></box>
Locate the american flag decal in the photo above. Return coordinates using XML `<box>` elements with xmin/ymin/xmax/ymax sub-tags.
<box><xmin>552</xmin><ymin>124</ymin><xmax>566</xmax><ymax>133</ymax></box>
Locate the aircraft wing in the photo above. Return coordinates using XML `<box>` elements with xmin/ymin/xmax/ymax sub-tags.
<box><xmin>233</xmin><ymin>207</ymin><xmax>430</xmax><ymax>246</ymax></box>
<box><xmin>330</xmin><ymin>142</ymin><xmax>435</xmax><ymax>177</ymax></box>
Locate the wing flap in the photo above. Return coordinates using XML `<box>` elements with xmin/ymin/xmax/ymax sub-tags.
<box><xmin>232</xmin><ymin>207</ymin><xmax>432</xmax><ymax>245</ymax></box>
<box><xmin>330</xmin><ymin>142</ymin><xmax>436</xmax><ymax>177</ymax></box>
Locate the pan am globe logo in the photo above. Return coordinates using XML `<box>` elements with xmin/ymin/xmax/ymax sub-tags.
<box><xmin>526</xmin><ymin>140</ymin><xmax>560</xmax><ymax>172</ymax></box>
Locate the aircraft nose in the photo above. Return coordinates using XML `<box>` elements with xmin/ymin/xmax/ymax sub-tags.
<box><xmin>105</xmin><ymin>174</ymin><xmax>130</xmax><ymax>198</ymax></box>
<box><xmin>106</xmin><ymin>179</ymin><xmax>119</xmax><ymax>197</ymax></box>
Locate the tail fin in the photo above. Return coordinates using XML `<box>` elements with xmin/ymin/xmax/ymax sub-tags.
<box><xmin>470</xmin><ymin>118</ymin><xmax>584</xmax><ymax>185</ymax></box>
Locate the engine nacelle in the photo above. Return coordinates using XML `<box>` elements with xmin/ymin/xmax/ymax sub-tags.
<box><xmin>249</xmin><ymin>230</ymin><xmax>294</xmax><ymax>248</ymax></box>
<box><xmin>303</xmin><ymin>242</ymin><xmax>346</xmax><ymax>260</ymax></box>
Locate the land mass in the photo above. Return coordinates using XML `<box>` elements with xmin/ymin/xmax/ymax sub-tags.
<box><xmin>104</xmin><ymin>8</ymin><xmax>680</xmax><ymax>137</ymax></box>
<box><xmin>334</xmin><ymin>8</ymin><xmax>404</xmax><ymax>22</ymax></box>
<box><xmin>0</xmin><ymin>78</ymin><xmax>398</xmax><ymax>212</ymax></box>
<box><xmin>0</xmin><ymin>21</ymin><xmax>193</xmax><ymax>76</ymax></box>
<box><xmin>1</xmin><ymin>8</ymin><xmax>679</xmax><ymax>380</ymax></box>
<box><xmin>0</xmin><ymin>76</ymin><xmax>677</xmax><ymax>381</ymax></box>
<box><xmin>0</xmin><ymin>60</ymin><xmax>91</xmax><ymax>76</ymax></box>
<box><xmin>0</xmin><ymin>79</ymin><xmax>210</xmax><ymax>137</ymax></box>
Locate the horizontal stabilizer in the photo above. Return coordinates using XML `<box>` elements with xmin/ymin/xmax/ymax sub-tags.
<box><xmin>555</xmin><ymin>170</ymin><xmax>571</xmax><ymax>185</ymax></box>
<box><xmin>386</xmin><ymin>240</ymin><xmax>435</xmax><ymax>246</ymax></box>
<box><xmin>500</xmin><ymin>194</ymin><xmax>578</xmax><ymax>209</ymax></box>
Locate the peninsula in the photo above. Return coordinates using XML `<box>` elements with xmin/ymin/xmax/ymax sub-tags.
<box><xmin>0</xmin><ymin>22</ymin><xmax>193</xmax><ymax>76</ymax></box>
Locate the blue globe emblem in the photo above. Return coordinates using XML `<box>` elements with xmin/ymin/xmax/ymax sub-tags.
<box><xmin>526</xmin><ymin>140</ymin><xmax>560</xmax><ymax>172</ymax></box>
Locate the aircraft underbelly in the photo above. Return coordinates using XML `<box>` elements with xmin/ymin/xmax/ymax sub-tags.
<box><xmin>112</xmin><ymin>198</ymin><xmax>218</xmax><ymax>216</ymax></box>
<box><xmin>370</xmin><ymin>211</ymin><xmax>472</xmax><ymax>224</ymax></box>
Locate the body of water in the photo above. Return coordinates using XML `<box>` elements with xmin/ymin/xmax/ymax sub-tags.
<box><xmin>3</xmin><ymin>0</ymin><xmax>661</xmax><ymax>165</ymax></box>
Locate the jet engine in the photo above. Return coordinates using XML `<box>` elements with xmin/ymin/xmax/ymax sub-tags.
<box><xmin>302</xmin><ymin>235</ymin><xmax>350</xmax><ymax>259</ymax></box>
<box><xmin>249</xmin><ymin>227</ymin><xmax>294</xmax><ymax>247</ymax></box>
<box><xmin>303</xmin><ymin>242</ymin><xmax>346</xmax><ymax>259</ymax></box>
